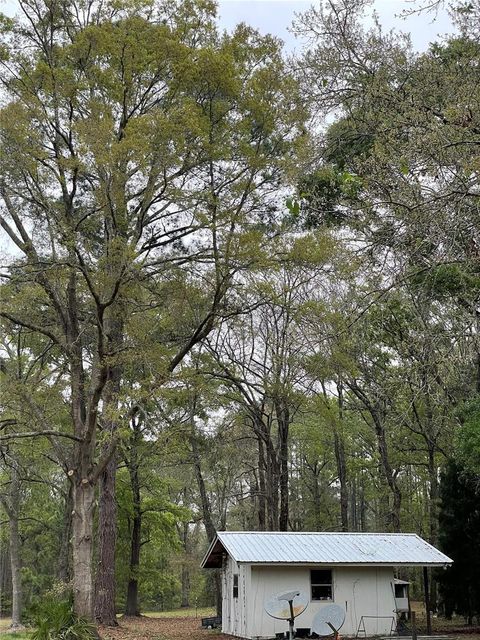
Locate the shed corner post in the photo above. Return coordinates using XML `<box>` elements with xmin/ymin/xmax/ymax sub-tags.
<box><xmin>423</xmin><ymin>566</ymin><xmax>432</xmax><ymax>636</ymax></box>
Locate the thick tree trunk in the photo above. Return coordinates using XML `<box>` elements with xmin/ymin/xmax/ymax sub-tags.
<box><xmin>58</xmin><ymin>483</ymin><xmax>73</xmax><ymax>582</ymax></box>
<box><xmin>94</xmin><ymin>455</ymin><xmax>118</xmax><ymax>625</ymax></box>
<box><xmin>94</xmin><ymin>313</ymin><xmax>123</xmax><ymax>625</ymax></box>
<box><xmin>72</xmin><ymin>479</ymin><xmax>96</xmax><ymax>620</ymax></box>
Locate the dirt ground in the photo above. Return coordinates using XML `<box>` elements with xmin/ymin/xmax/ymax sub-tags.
<box><xmin>99</xmin><ymin>615</ymin><xmax>230</xmax><ymax>640</ymax></box>
<box><xmin>98</xmin><ymin>615</ymin><xmax>480</xmax><ymax>640</ymax></box>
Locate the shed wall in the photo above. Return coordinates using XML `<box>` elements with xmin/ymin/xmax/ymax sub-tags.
<box><xmin>245</xmin><ymin>565</ymin><xmax>396</xmax><ymax>638</ymax></box>
<box><xmin>222</xmin><ymin>556</ymin><xmax>251</xmax><ymax>637</ymax></box>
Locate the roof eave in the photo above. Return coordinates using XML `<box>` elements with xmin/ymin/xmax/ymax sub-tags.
<box><xmin>242</xmin><ymin>561</ymin><xmax>452</xmax><ymax>567</ymax></box>
<box><xmin>201</xmin><ymin>535</ymin><xmax>230</xmax><ymax>569</ymax></box>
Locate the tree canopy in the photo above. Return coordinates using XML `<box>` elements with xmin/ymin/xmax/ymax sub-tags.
<box><xmin>1</xmin><ymin>0</ymin><xmax>479</xmax><ymax>629</ymax></box>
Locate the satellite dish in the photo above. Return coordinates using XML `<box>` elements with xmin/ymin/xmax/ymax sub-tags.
<box><xmin>265</xmin><ymin>589</ymin><xmax>309</xmax><ymax>620</ymax></box>
<box><xmin>311</xmin><ymin>604</ymin><xmax>346</xmax><ymax>638</ymax></box>
<box><xmin>264</xmin><ymin>589</ymin><xmax>309</xmax><ymax>640</ymax></box>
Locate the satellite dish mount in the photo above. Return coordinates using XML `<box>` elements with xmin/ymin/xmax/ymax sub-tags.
<box><xmin>264</xmin><ymin>589</ymin><xmax>309</xmax><ymax>640</ymax></box>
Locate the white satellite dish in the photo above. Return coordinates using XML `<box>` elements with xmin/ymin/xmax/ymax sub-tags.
<box><xmin>311</xmin><ymin>604</ymin><xmax>346</xmax><ymax>639</ymax></box>
<box><xmin>264</xmin><ymin>589</ymin><xmax>309</xmax><ymax>640</ymax></box>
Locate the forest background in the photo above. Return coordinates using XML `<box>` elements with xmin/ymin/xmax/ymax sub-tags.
<box><xmin>0</xmin><ymin>0</ymin><xmax>479</xmax><ymax>631</ymax></box>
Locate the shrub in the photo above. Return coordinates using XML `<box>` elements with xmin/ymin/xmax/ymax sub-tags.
<box><xmin>30</xmin><ymin>595</ymin><xmax>96</xmax><ymax>640</ymax></box>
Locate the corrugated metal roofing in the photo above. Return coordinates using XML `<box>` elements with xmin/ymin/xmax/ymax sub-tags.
<box><xmin>201</xmin><ymin>532</ymin><xmax>452</xmax><ymax>568</ymax></box>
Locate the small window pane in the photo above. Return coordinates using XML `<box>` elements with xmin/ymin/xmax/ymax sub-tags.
<box><xmin>311</xmin><ymin>570</ymin><xmax>332</xmax><ymax>584</ymax></box>
<box><xmin>233</xmin><ymin>574</ymin><xmax>239</xmax><ymax>598</ymax></box>
<box><xmin>312</xmin><ymin>585</ymin><xmax>332</xmax><ymax>601</ymax></box>
<box><xmin>395</xmin><ymin>584</ymin><xmax>406</xmax><ymax>598</ymax></box>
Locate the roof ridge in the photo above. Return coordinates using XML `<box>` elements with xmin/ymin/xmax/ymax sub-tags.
<box><xmin>218</xmin><ymin>531</ymin><xmax>418</xmax><ymax>536</ymax></box>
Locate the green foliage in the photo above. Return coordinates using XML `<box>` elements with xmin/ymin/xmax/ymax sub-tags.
<box><xmin>438</xmin><ymin>461</ymin><xmax>480</xmax><ymax>621</ymax></box>
<box><xmin>456</xmin><ymin>398</ymin><xmax>480</xmax><ymax>475</ymax></box>
<box><xmin>323</xmin><ymin>116</ymin><xmax>374</xmax><ymax>170</ymax></box>
<box><xmin>30</xmin><ymin>593</ymin><xmax>96</xmax><ymax>640</ymax></box>
<box><xmin>295</xmin><ymin>166</ymin><xmax>362</xmax><ymax>228</ymax></box>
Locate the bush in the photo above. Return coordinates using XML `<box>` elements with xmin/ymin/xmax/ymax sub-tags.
<box><xmin>30</xmin><ymin>594</ymin><xmax>96</xmax><ymax>640</ymax></box>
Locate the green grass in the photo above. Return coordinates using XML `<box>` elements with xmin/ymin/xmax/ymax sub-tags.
<box><xmin>0</xmin><ymin>632</ymin><xmax>32</xmax><ymax>640</ymax></box>
<box><xmin>142</xmin><ymin>607</ymin><xmax>215</xmax><ymax>619</ymax></box>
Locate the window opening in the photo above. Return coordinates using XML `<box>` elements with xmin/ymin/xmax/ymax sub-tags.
<box><xmin>311</xmin><ymin>569</ymin><xmax>333</xmax><ymax>601</ymax></box>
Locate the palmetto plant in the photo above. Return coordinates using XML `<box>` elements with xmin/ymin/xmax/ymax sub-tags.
<box><xmin>31</xmin><ymin>597</ymin><xmax>96</xmax><ymax>640</ymax></box>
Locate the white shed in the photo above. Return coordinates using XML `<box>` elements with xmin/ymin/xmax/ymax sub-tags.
<box><xmin>201</xmin><ymin>532</ymin><xmax>452</xmax><ymax>639</ymax></box>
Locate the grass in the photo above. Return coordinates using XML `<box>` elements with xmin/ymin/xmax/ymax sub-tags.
<box><xmin>142</xmin><ymin>607</ymin><xmax>215</xmax><ymax>619</ymax></box>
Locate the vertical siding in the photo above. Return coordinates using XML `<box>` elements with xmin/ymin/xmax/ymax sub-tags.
<box><xmin>223</xmin><ymin>556</ymin><xmax>251</xmax><ymax>637</ymax></box>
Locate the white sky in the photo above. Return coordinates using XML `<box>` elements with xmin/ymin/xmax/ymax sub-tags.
<box><xmin>217</xmin><ymin>0</ymin><xmax>454</xmax><ymax>52</ymax></box>
<box><xmin>0</xmin><ymin>0</ymin><xmax>456</xmax><ymax>53</ymax></box>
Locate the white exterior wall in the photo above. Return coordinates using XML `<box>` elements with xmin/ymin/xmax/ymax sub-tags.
<box><xmin>222</xmin><ymin>555</ymin><xmax>252</xmax><ymax>637</ymax></box>
<box><xmin>229</xmin><ymin>565</ymin><xmax>397</xmax><ymax>639</ymax></box>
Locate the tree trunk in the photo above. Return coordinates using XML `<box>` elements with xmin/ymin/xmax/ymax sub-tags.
<box><xmin>335</xmin><ymin>383</ymin><xmax>349</xmax><ymax>531</ymax></box>
<box><xmin>349</xmin><ymin>383</ymin><xmax>401</xmax><ymax>531</ymax></box>
<box><xmin>276</xmin><ymin>399</ymin><xmax>290</xmax><ymax>531</ymax></box>
<box><xmin>359</xmin><ymin>479</ymin><xmax>366</xmax><ymax>531</ymax></box>
<box><xmin>94</xmin><ymin>454</ymin><xmax>118</xmax><ymax>625</ymax></box>
<box><xmin>257</xmin><ymin>437</ymin><xmax>266</xmax><ymax>531</ymax></box>
<box><xmin>181</xmin><ymin>564</ymin><xmax>190</xmax><ymax>608</ymax></box>
<box><xmin>263</xmin><ymin>424</ymin><xmax>279</xmax><ymax>530</ymax></box>
<box><xmin>8</xmin><ymin>463</ymin><xmax>22</xmax><ymax>629</ymax></box>
<box><xmin>58</xmin><ymin>483</ymin><xmax>73</xmax><ymax>582</ymax></box>
<box><xmin>125</xmin><ymin>510</ymin><xmax>141</xmax><ymax>616</ymax></box>
<box><xmin>94</xmin><ymin>313</ymin><xmax>123</xmax><ymax>625</ymax></box>
<box><xmin>190</xmin><ymin>421</ymin><xmax>221</xmax><ymax>616</ymax></box>
<box><xmin>125</xmin><ymin>415</ymin><xmax>142</xmax><ymax>616</ymax></box>
<box><xmin>428</xmin><ymin>447</ymin><xmax>439</xmax><ymax>610</ymax></box>
<box><xmin>72</xmin><ymin>479</ymin><xmax>96</xmax><ymax>620</ymax></box>
<box><xmin>125</xmin><ymin>505</ymin><xmax>141</xmax><ymax>616</ymax></box>
<box><xmin>9</xmin><ymin>511</ymin><xmax>22</xmax><ymax>628</ymax></box>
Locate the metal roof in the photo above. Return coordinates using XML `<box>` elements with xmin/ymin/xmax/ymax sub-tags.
<box><xmin>201</xmin><ymin>532</ymin><xmax>453</xmax><ymax>568</ymax></box>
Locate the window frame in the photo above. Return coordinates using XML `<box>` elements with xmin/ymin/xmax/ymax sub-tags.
<box><xmin>310</xmin><ymin>568</ymin><xmax>334</xmax><ymax>602</ymax></box>
<box><xmin>233</xmin><ymin>573</ymin><xmax>239</xmax><ymax>599</ymax></box>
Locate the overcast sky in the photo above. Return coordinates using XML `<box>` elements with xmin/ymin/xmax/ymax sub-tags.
<box><xmin>217</xmin><ymin>0</ymin><xmax>455</xmax><ymax>53</ymax></box>
<box><xmin>1</xmin><ymin>0</ymin><xmax>456</xmax><ymax>52</ymax></box>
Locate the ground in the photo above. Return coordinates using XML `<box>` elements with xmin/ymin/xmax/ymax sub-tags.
<box><xmin>97</xmin><ymin>609</ymin><xmax>480</xmax><ymax>640</ymax></box>
<box><xmin>100</xmin><ymin>612</ymin><xmax>230</xmax><ymax>640</ymax></box>
<box><xmin>1</xmin><ymin>607</ymin><xmax>479</xmax><ymax>640</ymax></box>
